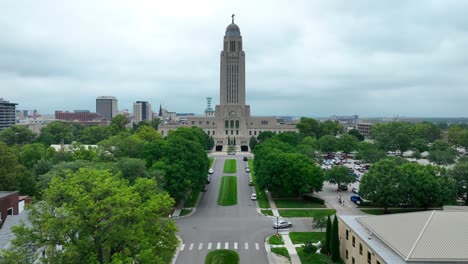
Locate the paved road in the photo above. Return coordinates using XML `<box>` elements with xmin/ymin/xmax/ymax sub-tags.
<box><xmin>175</xmin><ymin>154</ymin><xmax>273</xmax><ymax>264</ymax></box>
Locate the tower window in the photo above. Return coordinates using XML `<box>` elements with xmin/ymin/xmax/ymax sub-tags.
<box><xmin>226</xmin><ymin>130</ymin><xmax>228</xmax><ymax>135</ymax></box>
<box><xmin>235</xmin><ymin>120</ymin><xmax>239</xmax><ymax>128</ymax></box>
<box><xmin>230</xmin><ymin>41</ymin><xmax>235</xmax><ymax>52</ymax></box>
<box><xmin>238</xmin><ymin>41</ymin><xmax>242</xmax><ymax>51</ymax></box>
<box><xmin>230</xmin><ymin>120</ymin><xmax>234</xmax><ymax>128</ymax></box>
<box><xmin>225</xmin><ymin>120</ymin><xmax>229</xmax><ymax>128</ymax></box>
<box><xmin>224</xmin><ymin>42</ymin><xmax>227</xmax><ymax>50</ymax></box>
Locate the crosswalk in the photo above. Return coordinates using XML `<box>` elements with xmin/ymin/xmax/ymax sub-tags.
<box><xmin>180</xmin><ymin>242</ymin><xmax>262</xmax><ymax>251</ymax></box>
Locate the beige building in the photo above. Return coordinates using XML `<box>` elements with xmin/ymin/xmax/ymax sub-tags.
<box><xmin>339</xmin><ymin>209</ymin><xmax>468</xmax><ymax>264</ymax></box>
<box><xmin>158</xmin><ymin>16</ymin><xmax>298</xmax><ymax>151</ymax></box>
<box><xmin>133</xmin><ymin>101</ymin><xmax>152</xmax><ymax>122</ymax></box>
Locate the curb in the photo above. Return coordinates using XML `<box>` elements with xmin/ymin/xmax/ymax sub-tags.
<box><xmin>171</xmin><ymin>235</ymin><xmax>183</xmax><ymax>264</ymax></box>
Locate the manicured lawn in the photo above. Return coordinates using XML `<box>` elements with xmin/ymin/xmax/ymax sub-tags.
<box><xmin>223</xmin><ymin>159</ymin><xmax>237</xmax><ymax>173</ymax></box>
<box><xmin>271</xmin><ymin>247</ymin><xmax>290</xmax><ymax>260</ymax></box>
<box><xmin>185</xmin><ymin>189</ymin><xmax>201</xmax><ymax>207</ymax></box>
<box><xmin>249</xmin><ymin>159</ymin><xmax>270</xmax><ymax>208</ymax></box>
<box><xmin>297</xmin><ymin>247</ymin><xmax>344</xmax><ymax>264</ymax></box>
<box><xmin>278</xmin><ymin>209</ymin><xmax>336</xmax><ymax>218</ymax></box>
<box><xmin>361</xmin><ymin>208</ymin><xmax>427</xmax><ymax>215</ymax></box>
<box><xmin>290</xmin><ymin>232</ymin><xmax>325</xmax><ymax>244</ymax></box>
<box><xmin>217</xmin><ymin>176</ymin><xmax>237</xmax><ymax>206</ymax></box>
<box><xmin>268</xmin><ymin>235</ymin><xmax>284</xmax><ymax>245</ymax></box>
<box><xmin>274</xmin><ymin>199</ymin><xmax>326</xmax><ymax>208</ymax></box>
<box><xmin>261</xmin><ymin>209</ymin><xmax>273</xmax><ymax>216</ymax></box>
<box><xmin>210</xmin><ymin>158</ymin><xmax>215</xmax><ymax>168</ymax></box>
<box><xmin>179</xmin><ymin>209</ymin><xmax>192</xmax><ymax>216</ymax></box>
<box><xmin>205</xmin><ymin>249</ymin><xmax>239</xmax><ymax>264</ymax></box>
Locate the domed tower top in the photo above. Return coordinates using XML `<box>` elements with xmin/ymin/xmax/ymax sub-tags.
<box><xmin>225</xmin><ymin>14</ymin><xmax>241</xmax><ymax>37</ymax></box>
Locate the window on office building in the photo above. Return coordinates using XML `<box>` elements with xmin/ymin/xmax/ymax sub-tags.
<box><xmin>345</xmin><ymin>250</ymin><xmax>348</xmax><ymax>259</ymax></box>
<box><xmin>352</xmin><ymin>236</ymin><xmax>355</xmax><ymax>247</ymax></box>
<box><xmin>367</xmin><ymin>252</ymin><xmax>372</xmax><ymax>264</ymax></box>
<box><xmin>346</xmin><ymin>230</ymin><xmax>349</xmax><ymax>240</ymax></box>
<box><xmin>226</xmin><ymin>130</ymin><xmax>228</xmax><ymax>135</ymax></box>
<box><xmin>213</xmin><ymin>131</ymin><xmax>215</xmax><ymax>136</ymax></box>
<box><xmin>236</xmin><ymin>130</ymin><xmax>239</xmax><ymax>135</ymax></box>
<box><xmin>192</xmin><ymin>121</ymin><xmax>195</xmax><ymax>125</ymax></box>
<box><xmin>249</xmin><ymin>131</ymin><xmax>252</xmax><ymax>135</ymax></box>
<box><xmin>352</xmin><ymin>257</ymin><xmax>355</xmax><ymax>264</ymax></box>
<box><xmin>359</xmin><ymin>243</ymin><xmax>363</xmax><ymax>255</ymax></box>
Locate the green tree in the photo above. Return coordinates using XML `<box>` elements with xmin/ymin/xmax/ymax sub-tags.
<box><xmin>2</xmin><ymin>169</ymin><xmax>177</xmax><ymax>263</ymax></box>
<box><xmin>348</xmin><ymin>128</ymin><xmax>364</xmax><ymax>141</ymax></box>
<box><xmin>0</xmin><ymin>142</ymin><xmax>37</xmax><ymax>196</ymax></box>
<box><xmin>312</xmin><ymin>215</ymin><xmax>327</xmax><ymax>232</ymax></box>
<box><xmin>0</xmin><ymin>125</ymin><xmax>37</xmax><ymax>145</ymax></box>
<box><xmin>116</xmin><ymin>158</ymin><xmax>149</xmax><ymax>184</ymax></box>
<box><xmin>301</xmin><ymin>136</ymin><xmax>319</xmax><ymax>149</ymax></box>
<box><xmin>411</xmin><ymin>138</ymin><xmax>429</xmax><ymax>152</ymax></box>
<box><xmin>450</xmin><ymin>161</ymin><xmax>468</xmax><ymax>205</ymax></box>
<box><xmin>318</xmin><ymin>135</ymin><xmax>338</xmax><ymax>155</ymax></box>
<box><xmin>393</xmin><ymin>133</ymin><xmax>412</xmax><ymax>152</ymax></box>
<box><xmin>109</xmin><ymin>114</ymin><xmax>130</xmax><ymax>135</ymax></box>
<box><xmin>339</xmin><ymin>134</ymin><xmax>358</xmax><ymax>154</ymax></box>
<box><xmin>359</xmin><ymin>158</ymin><xmax>405</xmax><ymax>213</ymax></box>
<box><xmin>297</xmin><ymin>117</ymin><xmax>322</xmax><ymax>138</ymax></box>
<box><xmin>428</xmin><ymin>149</ymin><xmax>457</xmax><ymax>165</ymax></box>
<box><xmin>249</xmin><ymin>136</ymin><xmax>258</xmax><ymax>151</ymax></box>
<box><xmin>80</xmin><ymin>125</ymin><xmax>111</xmax><ymax>144</ymax></box>
<box><xmin>320</xmin><ymin>120</ymin><xmax>342</xmax><ymax>137</ymax></box>
<box><xmin>355</xmin><ymin>142</ymin><xmax>386</xmax><ymax>163</ymax></box>
<box><xmin>18</xmin><ymin>143</ymin><xmax>48</xmax><ymax>168</ymax></box>
<box><xmin>330</xmin><ymin>215</ymin><xmax>340</xmax><ymax>261</ymax></box>
<box><xmin>326</xmin><ymin>166</ymin><xmax>356</xmax><ymax>190</ymax></box>
<box><xmin>69</xmin><ymin>143</ymin><xmax>100</xmax><ymax>161</ymax></box>
<box><xmin>324</xmin><ymin>215</ymin><xmax>332</xmax><ymax>255</ymax></box>
<box><xmin>98</xmin><ymin>133</ymin><xmax>146</xmax><ymax>160</ymax></box>
<box><xmin>410</xmin><ymin>122</ymin><xmax>441</xmax><ymax>143</ymax></box>
<box><xmin>257</xmin><ymin>131</ymin><xmax>275</xmax><ymax>142</ymax></box>
<box><xmin>37</xmin><ymin>121</ymin><xmax>74</xmax><ymax>145</ymax></box>
<box><xmin>134</xmin><ymin>125</ymin><xmax>163</xmax><ymax>142</ymax></box>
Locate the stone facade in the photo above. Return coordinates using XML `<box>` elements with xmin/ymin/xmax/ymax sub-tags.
<box><xmin>158</xmin><ymin>16</ymin><xmax>298</xmax><ymax>151</ymax></box>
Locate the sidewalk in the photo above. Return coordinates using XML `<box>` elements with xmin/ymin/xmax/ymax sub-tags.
<box><xmin>265</xmin><ymin>189</ymin><xmax>280</xmax><ymax>217</ymax></box>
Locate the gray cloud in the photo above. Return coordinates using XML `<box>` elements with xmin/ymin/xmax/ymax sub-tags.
<box><xmin>1</xmin><ymin>0</ymin><xmax>467</xmax><ymax>117</ymax></box>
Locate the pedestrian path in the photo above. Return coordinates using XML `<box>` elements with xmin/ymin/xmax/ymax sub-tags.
<box><xmin>265</xmin><ymin>189</ymin><xmax>280</xmax><ymax>217</ymax></box>
<box><xmin>179</xmin><ymin>241</ymin><xmax>263</xmax><ymax>251</ymax></box>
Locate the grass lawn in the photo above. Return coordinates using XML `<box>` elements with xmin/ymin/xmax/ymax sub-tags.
<box><xmin>249</xmin><ymin>159</ymin><xmax>270</xmax><ymax>208</ymax></box>
<box><xmin>179</xmin><ymin>209</ymin><xmax>192</xmax><ymax>216</ymax></box>
<box><xmin>205</xmin><ymin>249</ymin><xmax>239</xmax><ymax>264</ymax></box>
<box><xmin>271</xmin><ymin>247</ymin><xmax>290</xmax><ymax>260</ymax></box>
<box><xmin>184</xmin><ymin>189</ymin><xmax>201</xmax><ymax>208</ymax></box>
<box><xmin>290</xmin><ymin>232</ymin><xmax>325</xmax><ymax>244</ymax></box>
<box><xmin>268</xmin><ymin>235</ymin><xmax>284</xmax><ymax>245</ymax></box>
<box><xmin>297</xmin><ymin>247</ymin><xmax>344</xmax><ymax>264</ymax></box>
<box><xmin>261</xmin><ymin>209</ymin><xmax>273</xmax><ymax>216</ymax></box>
<box><xmin>210</xmin><ymin>158</ymin><xmax>215</xmax><ymax>168</ymax></box>
<box><xmin>217</xmin><ymin>176</ymin><xmax>237</xmax><ymax>206</ymax></box>
<box><xmin>223</xmin><ymin>159</ymin><xmax>237</xmax><ymax>173</ymax></box>
<box><xmin>279</xmin><ymin>209</ymin><xmax>336</xmax><ymax>218</ymax></box>
<box><xmin>361</xmin><ymin>208</ymin><xmax>427</xmax><ymax>215</ymax></box>
<box><xmin>274</xmin><ymin>199</ymin><xmax>326</xmax><ymax>208</ymax></box>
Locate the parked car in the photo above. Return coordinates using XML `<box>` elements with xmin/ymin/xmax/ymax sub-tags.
<box><xmin>206</xmin><ymin>175</ymin><xmax>211</xmax><ymax>184</ymax></box>
<box><xmin>350</xmin><ymin>195</ymin><xmax>362</xmax><ymax>204</ymax></box>
<box><xmin>228</xmin><ymin>151</ymin><xmax>236</xmax><ymax>155</ymax></box>
<box><xmin>249</xmin><ymin>180</ymin><xmax>254</xmax><ymax>186</ymax></box>
<box><xmin>246</xmin><ymin>167</ymin><xmax>250</xmax><ymax>173</ymax></box>
<box><xmin>201</xmin><ymin>185</ymin><xmax>208</xmax><ymax>192</ymax></box>
<box><xmin>352</xmin><ymin>187</ymin><xmax>359</xmax><ymax>194</ymax></box>
<box><xmin>273</xmin><ymin>220</ymin><xmax>292</xmax><ymax>229</ymax></box>
<box><xmin>251</xmin><ymin>193</ymin><xmax>257</xmax><ymax>200</ymax></box>
<box><xmin>339</xmin><ymin>184</ymin><xmax>348</xmax><ymax>191</ymax></box>
<box><xmin>243</xmin><ymin>157</ymin><xmax>248</xmax><ymax>161</ymax></box>
<box><xmin>208</xmin><ymin>168</ymin><xmax>214</xmax><ymax>174</ymax></box>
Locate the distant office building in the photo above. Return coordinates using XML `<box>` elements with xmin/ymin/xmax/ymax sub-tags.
<box><xmin>330</xmin><ymin>115</ymin><xmax>359</xmax><ymax>125</ymax></box>
<box><xmin>357</xmin><ymin>123</ymin><xmax>373</xmax><ymax>137</ymax></box>
<box><xmin>96</xmin><ymin>96</ymin><xmax>118</xmax><ymax>121</ymax></box>
<box><xmin>55</xmin><ymin>110</ymin><xmax>102</xmax><ymax>122</ymax></box>
<box><xmin>0</xmin><ymin>98</ymin><xmax>17</xmax><ymax>130</ymax></box>
<box><xmin>133</xmin><ymin>101</ymin><xmax>152</xmax><ymax>122</ymax></box>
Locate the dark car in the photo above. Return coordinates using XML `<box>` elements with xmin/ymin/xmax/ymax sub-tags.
<box><xmin>350</xmin><ymin>195</ymin><xmax>362</xmax><ymax>204</ymax></box>
<box><xmin>339</xmin><ymin>184</ymin><xmax>348</xmax><ymax>191</ymax></box>
<box><xmin>201</xmin><ymin>185</ymin><xmax>208</xmax><ymax>192</ymax></box>
<box><xmin>243</xmin><ymin>157</ymin><xmax>248</xmax><ymax>161</ymax></box>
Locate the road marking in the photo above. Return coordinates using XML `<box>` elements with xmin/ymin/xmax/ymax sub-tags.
<box><xmin>180</xmin><ymin>244</ymin><xmax>185</xmax><ymax>251</ymax></box>
<box><xmin>198</xmin><ymin>243</ymin><xmax>203</xmax><ymax>250</ymax></box>
<box><xmin>225</xmin><ymin>242</ymin><xmax>229</xmax><ymax>249</ymax></box>
<box><xmin>255</xmin><ymin>243</ymin><xmax>259</xmax><ymax>250</ymax></box>
<box><xmin>234</xmin><ymin>242</ymin><xmax>238</xmax><ymax>249</ymax></box>
<box><xmin>216</xmin><ymin>242</ymin><xmax>221</xmax><ymax>249</ymax></box>
<box><xmin>189</xmin><ymin>243</ymin><xmax>194</xmax><ymax>250</ymax></box>
<box><xmin>245</xmin><ymin>242</ymin><xmax>248</xmax><ymax>250</ymax></box>
<box><xmin>207</xmin><ymin>242</ymin><xmax>212</xmax><ymax>250</ymax></box>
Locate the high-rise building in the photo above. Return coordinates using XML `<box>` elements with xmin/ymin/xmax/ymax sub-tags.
<box><xmin>158</xmin><ymin>15</ymin><xmax>298</xmax><ymax>151</ymax></box>
<box><xmin>133</xmin><ymin>101</ymin><xmax>152</xmax><ymax>122</ymax></box>
<box><xmin>96</xmin><ymin>96</ymin><xmax>118</xmax><ymax>121</ymax></box>
<box><xmin>0</xmin><ymin>98</ymin><xmax>17</xmax><ymax>130</ymax></box>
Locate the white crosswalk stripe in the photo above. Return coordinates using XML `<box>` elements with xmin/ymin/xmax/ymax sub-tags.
<box><xmin>245</xmin><ymin>242</ymin><xmax>248</xmax><ymax>250</ymax></box>
<box><xmin>225</xmin><ymin>242</ymin><xmax>229</xmax><ymax>249</ymax></box>
<box><xmin>234</xmin><ymin>242</ymin><xmax>238</xmax><ymax>250</ymax></box>
<box><xmin>255</xmin><ymin>243</ymin><xmax>259</xmax><ymax>250</ymax></box>
<box><xmin>198</xmin><ymin>243</ymin><xmax>203</xmax><ymax>250</ymax></box>
<box><xmin>216</xmin><ymin>242</ymin><xmax>221</xmax><ymax>249</ymax></box>
<box><xmin>207</xmin><ymin>242</ymin><xmax>212</xmax><ymax>250</ymax></box>
<box><xmin>189</xmin><ymin>243</ymin><xmax>194</xmax><ymax>250</ymax></box>
<box><xmin>180</xmin><ymin>241</ymin><xmax>265</xmax><ymax>252</ymax></box>
<box><xmin>180</xmin><ymin>244</ymin><xmax>185</xmax><ymax>251</ymax></box>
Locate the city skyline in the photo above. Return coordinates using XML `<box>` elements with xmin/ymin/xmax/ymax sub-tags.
<box><xmin>1</xmin><ymin>1</ymin><xmax>468</xmax><ymax>117</ymax></box>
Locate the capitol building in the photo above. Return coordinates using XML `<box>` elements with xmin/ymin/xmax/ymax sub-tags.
<box><xmin>158</xmin><ymin>16</ymin><xmax>298</xmax><ymax>151</ymax></box>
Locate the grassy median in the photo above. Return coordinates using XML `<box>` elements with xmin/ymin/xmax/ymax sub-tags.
<box><xmin>205</xmin><ymin>249</ymin><xmax>239</xmax><ymax>264</ymax></box>
<box><xmin>217</xmin><ymin>176</ymin><xmax>237</xmax><ymax>206</ymax></box>
<box><xmin>290</xmin><ymin>232</ymin><xmax>325</xmax><ymax>244</ymax></box>
<box><xmin>278</xmin><ymin>209</ymin><xmax>336</xmax><ymax>218</ymax></box>
<box><xmin>271</xmin><ymin>247</ymin><xmax>290</xmax><ymax>260</ymax></box>
<box><xmin>223</xmin><ymin>159</ymin><xmax>237</xmax><ymax>173</ymax></box>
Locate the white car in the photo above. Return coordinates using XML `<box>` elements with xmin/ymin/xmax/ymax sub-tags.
<box><xmin>352</xmin><ymin>187</ymin><xmax>359</xmax><ymax>194</ymax></box>
<box><xmin>273</xmin><ymin>220</ymin><xmax>292</xmax><ymax>229</ymax></box>
<box><xmin>246</xmin><ymin>167</ymin><xmax>250</xmax><ymax>173</ymax></box>
<box><xmin>251</xmin><ymin>193</ymin><xmax>257</xmax><ymax>200</ymax></box>
<box><xmin>208</xmin><ymin>168</ymin><xmax>214</xmax><ymax>174</ymax></box>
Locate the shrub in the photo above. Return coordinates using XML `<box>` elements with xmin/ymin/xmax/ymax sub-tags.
<box><xmin>302</xmin><ymin>194</ymin><xmax>325</xmax><ymax>204</ymax></box>
<box><xmin>302</xmin><ymin>242</ymin><xmax>317</xmax><ymax>254</ymax></box>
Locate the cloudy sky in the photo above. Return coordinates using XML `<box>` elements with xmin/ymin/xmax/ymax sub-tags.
<box><xmin>1</xmin><ymin>0</ymin><xmax>468</xmax><ymax>117</ymax></box>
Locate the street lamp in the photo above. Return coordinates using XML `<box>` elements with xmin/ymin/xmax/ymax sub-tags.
<box><xmin>276</xmin><ymin>216</ymin><xmax>279</xmax><ymax>237</ymax></box>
